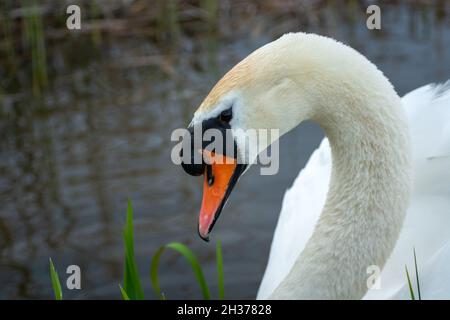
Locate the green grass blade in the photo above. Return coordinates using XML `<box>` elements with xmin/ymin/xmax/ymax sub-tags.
<box><xmin>150</xmin><ymin>242</ymin><xmax>210</xmax><ymax>300</ymax></box>
<box><xmin>150</xmin><ymin>246</ymin><xmax>165</xmax><ymax>299</ymax></box>
<box><xmin>119</xmin><ymin>285</ymin><xmax>130</xmax><ymax>300</ymax></box>
<box><xmin>216</xmin><ymin>239</ymin><xmax>224</xmax><ymax>300</ymax></box>
<box><xmin>413</xmin><ymin>248</ymin><xmax>421</xmax><ymax>300</ymax></box>
<box><xmin>405</xmin><ymin>265</ymin><xmax>415</xmax><ymax>300</ymax></box>
<box><xmin>122</xmin><ymin>199</ymin><xmax>145</xmax><ymax>300</ymax></box>
<box><xmin>49</xmin><ymin>258</ymin><xmax>62</xmax><ymax>300</ymax></box>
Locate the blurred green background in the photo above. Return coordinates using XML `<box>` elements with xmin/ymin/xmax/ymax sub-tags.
<box><xmin>0</xmin><ymin>0</ymin><xmax>449</xmax><ymax>299</ymax></box>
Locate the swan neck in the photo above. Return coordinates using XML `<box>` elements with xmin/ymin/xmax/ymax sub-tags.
<box><xmin>270</xmin><ymin>81</ymin><xmax>412</xmax><ymax>299</ymax></box>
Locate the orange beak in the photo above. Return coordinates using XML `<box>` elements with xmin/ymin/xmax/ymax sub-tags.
<box><xmin>198</xmin><ymin>150</ymin><xmax>245</xmax><ymax>241</ymax></box>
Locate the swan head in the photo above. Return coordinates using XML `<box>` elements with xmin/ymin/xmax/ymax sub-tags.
<box><xmin>180</xmin><ymin>32</ymin><xmax>390</xmax><ymax>241</ymax></box>
<box><xmin>181</xmin><ymin>34</ymin><xmax>317</xmax><ymax>241</ymax></box>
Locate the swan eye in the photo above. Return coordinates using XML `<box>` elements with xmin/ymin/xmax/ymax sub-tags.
<box><xmin>219</xmin><ymin>108</ymin><xmax>232</xmax><ymax>124</ymax></box>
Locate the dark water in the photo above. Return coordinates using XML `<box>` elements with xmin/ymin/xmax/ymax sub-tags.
<box><xmin>0</xmin><ymin>2</ymin><xmax>449</xmax><ymax>299</ymax></box>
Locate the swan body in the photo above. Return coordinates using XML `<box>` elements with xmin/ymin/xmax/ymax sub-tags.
<box><xmin>188</xmin><ymin>32</ymin><xmax>449</xmax><ymax>299</ymax></box>
<box><xmin>258</xmin><ymin>81</ymin><xmax>450</xmax><ymax>300</ymax></box>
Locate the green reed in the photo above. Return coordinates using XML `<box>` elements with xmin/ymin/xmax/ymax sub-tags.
<box><xmin>405</xmin><ymin>248</ymin><xmax>421</xmax><ymax>300</ymax></box>
<box><xmin>22</xmin><ymin>0</ymin><xmax>48</xmax><ymax>96</ymax></box>
<box><xmin>121</xmin><ymin>199</ymin><xmax>145</xmax><ymax>300</ymax></box>
<box><xmin>201</xmin><ymin>0</ymin><xmax>219</xmax><ymax>24</ymax></box>
<box><xmin>124</xmin><ymin>199</ymin><xmax>225</xmax><ymax>300</ymax></box>
<box><xmin>1</xmin><ymin>1</ymin><xmax>19</xmax><ymax>83</ymax></box>
<box><xmin>49</xmin><ymin>199</ymin><xmax>225</xmax><ymax>300</ymax></box>
<box><xmin>49</xmin><ymin>258</ymin><xmax>63</xmax><ymax>300</ymax></box>
<box><xmin>157</xmin><ymin>0</ymin><xmax>179</xmax><ymax>42</ymax></box>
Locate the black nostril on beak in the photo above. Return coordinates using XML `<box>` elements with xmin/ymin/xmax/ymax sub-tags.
<box><xmin>179</xmin><ymin>125</ymin><xmax>207</xmax><ymax>176</ymax></box>
<box><xmin>206</xmin><ymin>164</ymin><xmax>214</xmax><ymax>186</ymax></box>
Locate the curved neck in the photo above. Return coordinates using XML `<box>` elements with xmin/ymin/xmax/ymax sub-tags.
<box><xmin>270</xmin><ymin>75</ymin><xmax>412</xmax><ymax>299</ymax></box>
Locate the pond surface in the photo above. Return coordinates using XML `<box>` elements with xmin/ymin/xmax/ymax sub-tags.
<box><xmin>0</xmin><ymin>2</ymin><xmax>449</xmax><ymax>299</ymax></box>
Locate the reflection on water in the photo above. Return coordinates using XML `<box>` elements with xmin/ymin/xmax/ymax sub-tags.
<box><xmin>0</xmin><ymin>1</ymin><xmax>449</xmax><ymax>299</ymax></box>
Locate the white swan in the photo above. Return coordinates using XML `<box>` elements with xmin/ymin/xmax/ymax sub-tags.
<box><xmin>181</xmin><ymin>32</ymin><xmax>450</xmax><ymax>299</ymax></box>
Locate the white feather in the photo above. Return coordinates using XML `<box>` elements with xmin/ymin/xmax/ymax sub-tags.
<box><xmin>258</xmin><ymin>81</ymin><xmax>450</xmax><ymax>299</ymax></box>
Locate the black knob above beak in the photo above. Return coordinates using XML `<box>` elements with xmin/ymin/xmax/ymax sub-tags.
<box><xmin>180</xmin><ymin>151</ymin><xmax>205</xmax><ymax>176</ymax></box>
<box><xmin>180</xmin><ymin>127</ymin><xmax>205</xmax><ymax>176</ymax></box>
<box><xmin>179</xmin><ymin>115</ymin><xmax>236</xmax><ymax>177</ymax></box>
